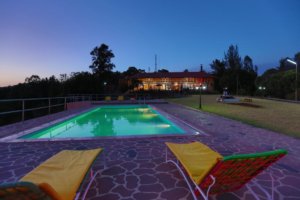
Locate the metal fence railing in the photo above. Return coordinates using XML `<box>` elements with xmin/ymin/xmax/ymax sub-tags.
<box><xmin>0</xmin><ymin>94</ymin><xmax>153</xmax><ymax>126</ymax></box>
<box><xmin>0</xmin><ymin>96</ymin><xmax>89</xmax><ymax>126</ymax></box>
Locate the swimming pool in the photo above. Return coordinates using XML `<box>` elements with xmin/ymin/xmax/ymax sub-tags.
<box><xmin>20</xmin><ymin>105</ymin><xmax>185</xmax><ymax>139</ymax></box>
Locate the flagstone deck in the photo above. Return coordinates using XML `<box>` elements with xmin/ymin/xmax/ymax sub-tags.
<box><xmin>0</xmin><ymin>103</ymin><xmax>299</xmax><ymax>200</ymax></box>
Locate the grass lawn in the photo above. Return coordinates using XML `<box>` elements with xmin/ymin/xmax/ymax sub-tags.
<box><xmin>167</xmin><ymin>95</ymin><xmax>300</xmax><ymax>138</ymax></box>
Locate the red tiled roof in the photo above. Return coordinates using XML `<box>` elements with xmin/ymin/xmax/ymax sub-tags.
<box><xmin>132</xmin><ymin>72</ymin><xmax>213</xmax><ymax>78</ymax></box>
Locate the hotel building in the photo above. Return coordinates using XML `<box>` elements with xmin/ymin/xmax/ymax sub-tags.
<box><xmin>131</xmin><ymin>71</ymin><xmax>214</xmax><ymax>91</ymax></box>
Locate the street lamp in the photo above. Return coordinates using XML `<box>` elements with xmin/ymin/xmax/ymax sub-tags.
<box><xmin>287</xmin><ymin>59</ymin><xmax>298</xmax><ymax>101</ymax></box>
<box><xmin>258</xmin><ymin>86</ymin><xmax>266</xmax><ymax>96</ymax></box>
<box><xmin>198</xmin><ymin>84</ymin><xmax>207</xmax><ymax>109</ymax></box>
<box><xmin>199</xmin><ymin>84</ymin><xmax>202</xmax><ymax>109</ymax></box>
<box><xmin>103</xmin><ymin>81</ymin><xmax>107</xmax><ymax>94</ymax></box>
<box><xmin>258</xmin><ymin>86</ymin><xmax>266</xmax><ymax>90</ymax></box>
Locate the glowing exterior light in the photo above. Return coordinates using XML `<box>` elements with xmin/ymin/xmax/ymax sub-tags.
<box><xmin>259</xmin><ymin>86</ymin><xmax>266</xmax><ymax>90</ymax></box>
<box><xmin>287</xmin><ymin>59</ymin><xmax>297</xmax><ymax>65</ymax></box>
<box><xmin>286</xmin><ymin>59</ymin><xmax>298</xmax><ymax>101</ymax></box>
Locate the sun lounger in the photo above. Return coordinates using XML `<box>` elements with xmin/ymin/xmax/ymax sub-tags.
<box><xmin>0</xmin><ymin>148</ymin><xmax>102</xmax><ymax>200</ymax></box>
<box><xmin>117</xmin><ymin>96</ymin><xmax>124</xmax><ymax>101</ymax></box>
<box><xmin>165</xmin><ymin>142</ymin><xmax>287</xmax><ymax>200</ymax></box>
<box><xmin>104</xmin><ymin>96</ymin><xmax>111</xmax><ymax>101</ymax></box>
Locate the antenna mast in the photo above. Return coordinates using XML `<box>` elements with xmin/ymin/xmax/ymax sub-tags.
<box><xmin>155</xmin><ymin>54</ymin><xmax>157</xmax><ymax>72</ymax></box>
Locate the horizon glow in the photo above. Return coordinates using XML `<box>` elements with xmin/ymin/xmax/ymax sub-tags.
<box><xmin>1</xmin><ymin>0</ymin><xmax>300</xmax><ymax>87</ymax></box>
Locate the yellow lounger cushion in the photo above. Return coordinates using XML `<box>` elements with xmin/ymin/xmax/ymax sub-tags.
<box><xmin>20</xmin><ymin>148</ymin><xmax>102</xmax><ymax>200</ymax></box>
<box><xmin>117</xmin><ymin>96</ymin><xmax>124</xmax><ymax>101</ymax></box>
<box><xmin>38</xmin><ymin>182</ymin><xmax>62</xmax><ymax>200</ymax></box>
<box><xmin>166</xmin><ymin>142</ymin><xmax>223</xmax><ymax>184</ymax></box>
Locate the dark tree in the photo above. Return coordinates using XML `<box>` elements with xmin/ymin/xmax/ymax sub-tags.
<box><xmin>158</xmin><ymin>69</ymin><xmax>169</xmax><ymax>73</ymax></box>
<box><xmin>64</xmin><ymin>72</ymin><xmax>101</xmax><ymax>94</ymax></box>
<box><xmin>255</xmin><ymin>52</ymin><xmax>300</xmax><ymax>100</ymax></box>
<box><xmin>224</xmin><ymin>45</ymin><xmax>242</xmax><ymax>94</ymax></box>
<box><xmin>121</xmin><ymin>66</ymin><xmax>144</xmax><ymax>92</ymax></box>
<box><xmin>211</xmin><ymin>59</ymin><xmax>226</xmax><ymax>75</ymax></box>
<box><xmin>243</xmin><ymin>55</ymin><xmax>254</xmax><ymax>72</ymax></box>
<box><xmin>210</xmin><ymin>59</ymin><xmax>226</xmax><ymax>92</ymax></box>
<box><xmin>224</xmin><ymin>45</ymin><xmax>242</xmax><ymax>71</ymax></box>
<box><xmin>211</xmin><ymin>46</ymin><xmax>257</xmax><ymax>95</ymax></box>
<box><xmin>278</xmin><ymin>58</ymin><xmax>288</xmax><ymax>71</ymax></box>
<box><xmin>25</xmin><ymin>75</ymin><xmax>41</xmax><ymax>83</ymax></box>
<box><xmin>59</xmin><ymin>74</ymin><xmax>68</xmax><ymax>82</ymax></box>
<box><xmin>123</xmin><ymin>66</ymin><xmax>143</xmax><ymax>77</ymax></box>
<box><xmin>89</xmin><ymin>44</ymin><xmax>115</xmax><ymax>74</ymax></box>
<box><xmin>256</xmin><ymin>70</ymin><xmax>295</xmax><ymax>99</ymax></box>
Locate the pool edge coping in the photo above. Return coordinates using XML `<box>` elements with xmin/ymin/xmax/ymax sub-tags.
<box><xmin>0</xmin><ymin>104</ymin><xmax>209</xmax><ymax>143</ymax></box>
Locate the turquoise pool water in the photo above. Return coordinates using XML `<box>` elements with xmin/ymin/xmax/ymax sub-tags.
<box><xmin>20</xmin><ymin>105</ymin><xmax>185</xmax><ymax>139</ymax></box>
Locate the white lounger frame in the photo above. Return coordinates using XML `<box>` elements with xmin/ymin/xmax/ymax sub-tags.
<box><xmin>165</xmin><ymin>148</ymin><xmax>275</xmax><ymax>200</ymax></box>
<box><xmin>74</xmin><ymin>169</ymin><xmax>102</xmax><ymax>200</ymax></box>
<box><xmin>75</xmin><ymin>152</ymin><xmax>106</xmax><ymax>200</ymax></box>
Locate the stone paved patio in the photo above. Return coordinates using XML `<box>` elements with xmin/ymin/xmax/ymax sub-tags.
<box><xmin>0</xmin><ymin>103</ymin><xmax>299</xmax><ymax>200</ymax></box>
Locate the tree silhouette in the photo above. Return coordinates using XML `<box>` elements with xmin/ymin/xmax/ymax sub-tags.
<box><xmin>158</xmin><ymin>69</ymin><xmax>169</xmax><ymax>73</ymax></box>
<box><xmin>122</xmin><ymin>66</ymin><xmax>144</xmax><ymax>91</ymax></box>
<box><xmin>295</xmin><ymin>52</ymin><xmax>300</xmax><ymax>67</ymax></box>
<box><xmin>224</xmin><ymin>45</ymin><xmax>242</xmax><ymax>71</ymax></box>
<box><xmin>224</xmin><ymin>45</ymin><xmax>242</xmax><ymax>94</ymax></box>
<box><xmin>243</xmin><ymin>55</ymin><xmax>254</xmax><ymax>72</ymax></box>
<box><xmin>211</xmin><ymin>46</ymin><xmax>257</xmax><ymax>95</ymax></box>
<box><xmin>89</xmin><ymin>44</ymin><xmax>115</xmax><ymax>74</ymax></box>
<box><xmin>25</xmin><ymin>75</ymin><xmax>41</xmax><ymax>83</ymax></box>
<box><xmin>123</xmin><ymin>66</ymin><xmax>141</xmax><ymax>77</ymax></box>
<box><xmin>210</xmin><ymin>59</ymin><xmax>226</xmax><ymax>92</ymax></box>
<box><xmin>241</xmin><ymin>55</ymin><xmax>257</xmax><ymax>95</ymax></box>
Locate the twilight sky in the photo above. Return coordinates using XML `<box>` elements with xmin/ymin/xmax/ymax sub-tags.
<box><xmin>0</xmin><ymin>0</ymin><xmax>299</xmax><ymax>86</ymax></box>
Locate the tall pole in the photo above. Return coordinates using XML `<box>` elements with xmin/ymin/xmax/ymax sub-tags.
<box><xmin>199</xmin><ymin>85</ymin><xmax>202</xmax><ymax>109</ymax></box>
<box><xmin>155</xmin><ymin>54</ymin><xmax>157</xmax><ymax>72</ymax></box>
<box><xmin>287</xmin><ymin>59</ymin><xmax>298</xmax><ymax>101</ymax></box>
<box><xmin>236</xmin><ymin>74</ymin><xmax>239</xmax><ymax>96</ymax></box>
<box><xmin>296</xmin><ymin>63</ymin><xmax>298</xmax><ymax>101</ymax></box>
<box><xmin>199</xmin><ymin>64</ymin><xmax>203</xmax><ymax>109</ymax></box>
<box><xmin>22</xmin><ymin>100</ymin><xmax>25</xmax><ymax>121</ymax></box>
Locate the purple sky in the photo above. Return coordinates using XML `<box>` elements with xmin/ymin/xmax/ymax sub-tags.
<box><xmin>0</xmin><ymin>0</ymin><xmax>300</xmax><ymax>86</ymax></box>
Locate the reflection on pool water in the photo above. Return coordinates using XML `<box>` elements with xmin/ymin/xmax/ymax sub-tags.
<box><xmin>20</xmin><ymin>105</ymin><xmax>185</xmax><ymax>139</ymax></box>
